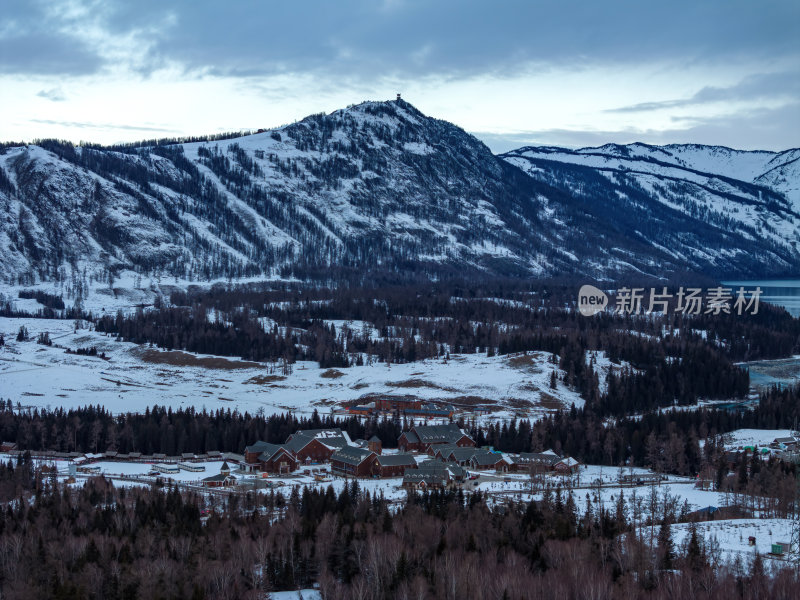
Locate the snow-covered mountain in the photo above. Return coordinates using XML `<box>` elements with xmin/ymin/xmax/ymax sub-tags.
<box><xmin>502</xmin><ymin>143</ymin><xmax>800</xmax><ymax>262</ymax></box>
<box><xmin>0</xmin><ymin>100</ymin><xmax>798</xmax><ymax>286</ymax></box>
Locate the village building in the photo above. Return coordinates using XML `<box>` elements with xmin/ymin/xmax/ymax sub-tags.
<box><xmin>40</xmin><ymin>463</ymin><xmax>58</xmax><ymax>478</ymax></box>
<box><xmin>512</xmin><ymin>451</ymin><xmax>562</xmax><ymax>472</ymax></box>
<box><xmin>553</xmin><ymin>457</ymin><xmax>581</xmax><ymax>474</ymax></box>
<box><xmin>201</xmin><ymin>472</ymin><xmax>237</xmax><ymax>487</ymax></box>
<box><xmin>371</xmin><ymin>396</ymin><xmax>422</xmax><ymax>411</ymax></box>
<box><xmin>373</xmin><ymin>453</ymin><xmax>417</xmax><ymax>477</ymax></box>
<box><xmin>402</xmin><ymin>468</ymin><xmax>449</xmax><ymax>490</ymax></box>
<box><xmin>178</xmin><ymin>462</ymin><xmax>205</xmax><ymax>472</ymax></box>
<box><xmin>402</xmin><ymin>461</ymin><xmax>464</xmax><ymax>489</ymax></box>
<box><xmin>285</xmin><ymin>429</ymin><xmax>351</xmax><ymax>463</ymax></box>
<box><xmin>404</xmin><ymin>403</ymin><xmax>455</xmax><ymax>420</ymax></box>
<box><xmin>331</xmin><ymin>446</ymin><xmax>377</xmax><ymax>477</ymax></box>
<box><xmin>398</xmin><ymin>423</ymin><xmax>475</xmax><ymax>453</ymax></box>
<box><xmin>368</xmin><ymin>435</ymin><xmax>383</xmax><ymax>455</ymax></box>
<box><xmin>346</xmin><ymin>397</ymin><xmax>454</xmax><ymax>418</ymax></box>
<box><xmin>435</xmin><ymin>445</ymin><xmax>482</xmax><ymax>465</ymax></box>
<box><xmin>347</xmin><ymin>403</ymin><xmax>375</xmax><ymax>416</ymax></box>
<box><xmin>469</xmin><ymin>450</ymin><xmax>511</xmax><ymax>472</ymax></box>
<box><xmin>722</xmin><ymin>450</ymin><xmax>740</xmax><ymax>470</ymax></box>
<box><xmin>223</xmin><ymin>452</ymin><xmax>245</xmax><ymax>465</ymax></box>
<box><xmin>772</xmin><ymin>436</ymin><xmax>799</xmax><ymax>451</ymax></box>
<box><xmin>153</xmin><ymin>463</ymin><xmax>179</xmax><ymax>474</ymax></box>
<box><xmin>243</xmin><ymin>441</ymin><xmax>298</xmax><ymax>474</ymax></box>
<box><xmin>257</xmin><ymin>445</ymin><xmax>298</xmax><ymax>474</ymax></box>
<box><xmin>444</xmin><ymin>463</ymin><xmax>467</xmax><ymax>482</ymax></box>
<box><xmin>432</xmin><ymin>444</ymin><xmax>459</xmax><ymax>460</ymax></box>
<box><xmin>244</xmin><ymin>442</ymin><xmax>268</xmax><ymax>464</ymax></box>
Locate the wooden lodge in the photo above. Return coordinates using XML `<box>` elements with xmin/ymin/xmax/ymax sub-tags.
<box><xmin>398</xmin><ymin>423</ymin><xmax>475</xmax><ymax>453</ymax></box>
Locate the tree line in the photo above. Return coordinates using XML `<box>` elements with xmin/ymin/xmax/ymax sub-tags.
<box><xmin>0</xmin><ymin>382</ymin><xmax>797</xmax><ymax>478</ymax></box>
<box><xmin>0</xmin><ymin>454</ymin><xmax>796</xmax><ymax>599</ymax></box>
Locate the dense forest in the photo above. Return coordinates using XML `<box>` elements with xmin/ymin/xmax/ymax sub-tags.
<box><xmin>0</xmin><ymin>453</ymin><xmax>797</xmax><ymax>599</ymax></box>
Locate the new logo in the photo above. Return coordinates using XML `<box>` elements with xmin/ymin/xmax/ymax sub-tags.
<box><xmin>578</xmin><ymin>285</ymin><xmax>608</xmax><ymax>316</ymax></box>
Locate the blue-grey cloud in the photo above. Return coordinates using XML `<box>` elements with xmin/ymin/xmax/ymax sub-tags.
<box><xmin>0</xmin><ymin>1</ymin><xmax>104</xmax><ymax>75</ymax></box>
<box><xmin>36</xmin><ymin>87</ymin><xmax>66</xmax><ymax>102</ymax></box>
<box><xmin>608</xmin><ymin>70</ymin><xmax>800</xmax><ymax>113</ymax></box>
<box><xmin>29</xmin><ymin>119</ymin><xmax>178</xmax><ymax>133</ymax></box>
<box><xmin>110</xmin><ymin>1</ymin><xmax>799</xmax><ymax>79</ymax></box>
<box><xmin>664</xmin><ymin>102</ymin><xmax>800</xmax><ymax>150</ymax></box>
<box><xmin>0</xmin><ymin>34</ymin><xmax>102</xmax><ymax>76</ymax></box>
<box><xmin>2</xmin><ymin>1</ymin><xmax>797</xmax><ymax>79</ymax></box>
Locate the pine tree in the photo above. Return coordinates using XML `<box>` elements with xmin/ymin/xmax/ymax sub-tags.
<box><xmin>657</xmin><ymin>519</ymin><xmax>674</xmax><ymax>570</ymax></box>
<box><xmin>685</xmin><ymin>523</ymin><xmax>706</xmax><ymax>572</ymax></box>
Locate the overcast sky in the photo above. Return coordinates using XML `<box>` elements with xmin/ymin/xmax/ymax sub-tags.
<box><xmin>1</xmin><ymin>0</ymin><xmax>798</xmax><ymax>152</ymax></box>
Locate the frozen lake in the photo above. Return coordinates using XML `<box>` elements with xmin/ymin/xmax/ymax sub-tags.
<box><xmin>742</xmin><ymin>356</ymin><xmax>800</xmax><ymax>391</ymax></box>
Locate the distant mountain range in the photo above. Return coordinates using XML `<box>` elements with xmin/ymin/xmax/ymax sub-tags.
<box><xmin>0</xmin><ymin>99</ymin><xmax>798</xmax><ymax>286</ymax></box>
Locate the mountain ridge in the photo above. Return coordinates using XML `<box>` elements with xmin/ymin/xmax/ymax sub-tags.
<box><xmin>0</xmin><ymin>99</ymin><xmax>798</xmax><ymax>287</ymax></box>
<box><xmin>505</xmin><ymin>142</ymin><xmax>800</xmax><ymax>208</ymax></box>
<box><xmin>502</xmin><ymin>141</ymin><xmax>800</xmax><ymax>262</ymax></box>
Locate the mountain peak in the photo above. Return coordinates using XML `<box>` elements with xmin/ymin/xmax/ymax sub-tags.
<box><xmin>1</xmin><ymin>102</ymin><xmax>799</xmax><ymax>286</ymax></box>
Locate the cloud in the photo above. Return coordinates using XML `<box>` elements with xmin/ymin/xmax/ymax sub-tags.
<box><xmin>662</xmin><ymin>102</ymin><xmax>800</xmax><ymax>151</ymax></box>
<box><xmin>608</xmin><ymin>70</ymin><xmax>800</xmax><ymax>113</ymax></box>
<box><xmin>3</xmin><ymin>1</ymin><xmax>796</xmax><ymax>81</ymax></box>
<box><xmin>29</xmin><ymin>119</ymin><xmax>178</xmax><ymax>133</ymax></box>
<box><xmin>36</xmin><ymin>87</ymin><xmax>66</xmax><ymax>102</ymax></box>
<box><xmin>0</xmin><ymin>34</ymin><xmax>103</xmax><ymax>76</ymax></box>
<box><xmin>127</xmin><ymin>1</ymin><xmax>798</xmax><ymax>80</ymax></box>
<box><xmin>0</xmin><ymin>1</ymin><xmax>104</xmax><ymax>75</ymax></box>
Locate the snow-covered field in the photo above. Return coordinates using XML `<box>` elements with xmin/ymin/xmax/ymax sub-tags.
<box><xmin>0</xmin><ymin>316</ymin><xmax>582</xmax><ymax>420</ymax></box>
<box><xmin>719</xmin><ymin>429</ymin><xmax>795</xmax><ymax>450</ymax></box>
<box><xmin>670</xmin><ymin>518</ymin><xmax>794</xmax><ymax>566</ymax></box>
